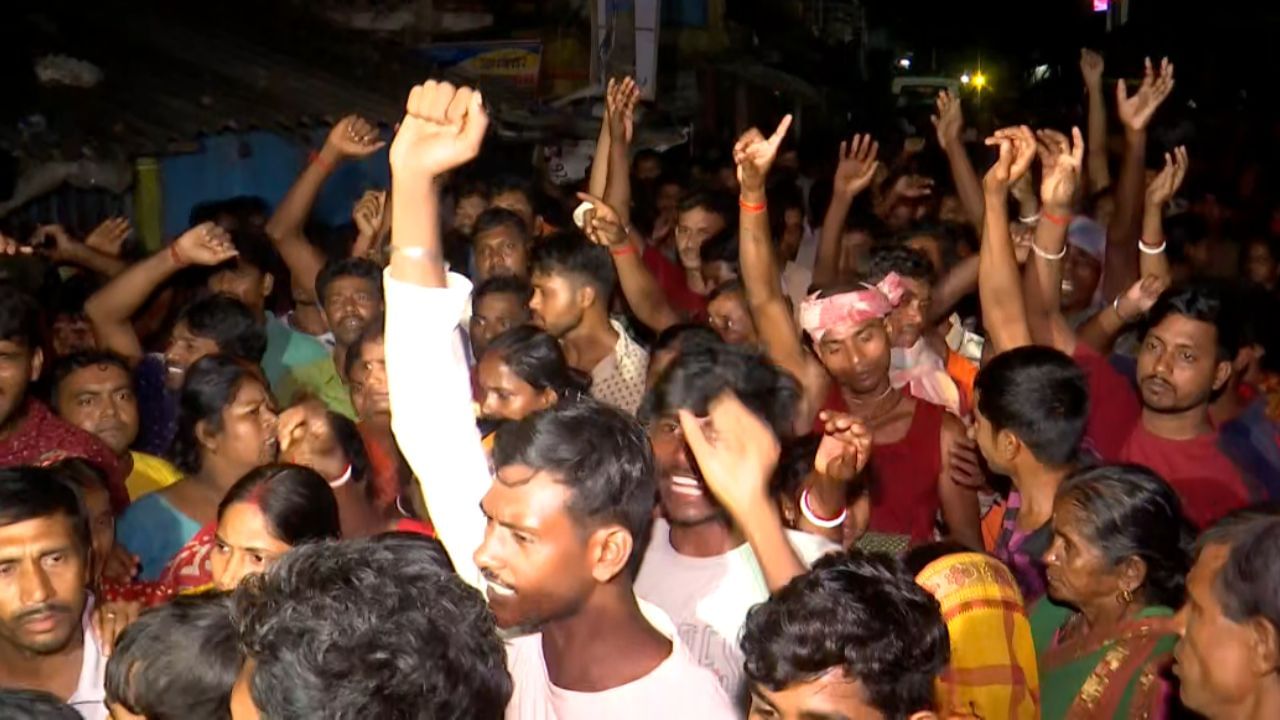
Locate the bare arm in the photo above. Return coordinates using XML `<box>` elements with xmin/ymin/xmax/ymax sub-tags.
<box><xmin>938</xmin><ymin>414</ymin><xmax>982</xmax><ymax>551</ymax></box>
<box><xmin>1081</xmin><ymin>49</ymin><xmax>1111</xmax><ymax>193</ymax></box>
<box><xmin>978</xmin><ymin>127</ymin><xmax>1038</xmax><ymax>354</ymax></box>
<box><xmin>85</xmin><ymin>223</ymin><xmax>236</xmax><ymax>363</ymax></box>
<box><xmin>1105</xmin><ymin>58</ymin><xmax>1176</xmax><ymax>302</ymax></box>
<box><xmin>266</xmin><ymin>115</ymin><xmax>386</xmax><ymax>297</ymax></box>
<box><xmin>928</xmin><ymin>254</ymin><xmax>979</xmax><ymax>324</ymax></box>
<box><xmin>1138</xmin><ymin>146</ymin><xmax>1187</xmax><ymax>283</ymax></box>
<box><xmin>813</xmin><ymin>135</ymin><xmax>879</xmax><ymax>289</ymax></box>
<box><xmin>602</xmin><ymin>77</ymin><xmax>640</xmax><ymax>230</ymax></box>
<box><xmin>578</xmin><ymin>192</ymin><xmax>681</xmax><ymax>333</ymax></box>
<box><xmin>35</xmin><ymin>225</ymin><xmax>127</xmax><ymax>278</ymax></box>
<box><xmin>933</xmin><ymin>90</ymin><xmax>985</xmax><ymax>228</ymax></box>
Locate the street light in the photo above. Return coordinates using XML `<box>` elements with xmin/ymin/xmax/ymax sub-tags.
<box><xmin>972</xmin><ymin>71</ymin><xmax>988</xmax><ymax>90</ymax></box>
<box><xmin>960</xmin><ymin>72</ymin><xmax>971</xmax><ymax>85</ymax></box>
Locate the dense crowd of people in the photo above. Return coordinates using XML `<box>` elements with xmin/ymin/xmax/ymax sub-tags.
<box><xmin>1</xmin><ymin>46</ymin><xmax>1279</xmax><ymax>720</ymax></box>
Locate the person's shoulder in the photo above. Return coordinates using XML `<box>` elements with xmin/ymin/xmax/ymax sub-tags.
<box><xmin>783</xmin><ymin>528</ymin><xmax>841</xmax><ymax>565</ymax></box>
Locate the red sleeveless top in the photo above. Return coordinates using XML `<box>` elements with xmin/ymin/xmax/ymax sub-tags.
<box><xmin>816</xmin><ymin>384</ymin><xmax>945</xmax><ymax>543</ymax></box>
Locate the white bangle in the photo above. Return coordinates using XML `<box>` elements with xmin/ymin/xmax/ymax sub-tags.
<box><xmin>391</xmin><ymin>245</ymin><xmax>438</xmax><ymax>261</ymax></box>
<box><xmin>1031</xmin><ymin>241</ymin><xmax>1068</xmax><ymax>261</ymax></box>
<box><xmin>328</xmin><ymin>463</ymin><xmax>353</xmax><ymax>489</ymax></box>
<box><xmin>800</xmin><ymin>488</ymin><xmax>848</xmax><ymax>529</ymax></box>
<box><xmin>1019</xmin><ymin>213</ymin><xmax>1041</xmax><ymax>224</ymax></box>
<box><xmin>1112</xmin><ymin>296</ymin><xmax>1138</xmax><ymax>324</ymax></box>
<box><xmin>1138</xmin><ymin>240</ymin><xmax>1167</xmax><ymax>255</ymax></box>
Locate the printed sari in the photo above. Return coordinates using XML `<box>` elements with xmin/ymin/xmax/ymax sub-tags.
<box><xmin>915</xmin><ymin>552</ymin><xmax>1040</xmax><ymax>720</ymax></box>
<box><xmin>1030</xmin><ymin>599</ymin><xmax>1177</xmax><ymax>720</ymax></box>
<box><xmin>101</xmin><ymin>524</ymin><xmax>217</xmax><ymax>606</ymax></box>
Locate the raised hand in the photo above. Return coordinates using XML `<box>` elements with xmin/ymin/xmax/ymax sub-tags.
<box><xmin>324</xmin><ymin>115</ymin><xmax>387</xmax><ymax>159</ymax></box>
<box><xmin>733</xmin><ymin>115</ymin><xmax>793</xmax><ymax>193</ymax></box>
<box><xmin>605</xmin><ymin>76</ymin><xmax>641</xmax><ymax>145</ymax></box>
<box><xmin>814</xmin><ymin>411</ymin><xmax>872</xmax><ymax>483</ymax></box>
<box><xmin>1116</xmin><ymin>57</ymin><xmax>1175</xmax><ymax>132</ymax></box>
<box><xmin>575</xmin><ymin>192</ymin><xmax>627</xmax><ymax>248</ymax></box>
<box><xmin>1145</xmin><ymin>146</ymin><xmax>1189</xmax><ymax>208</ymax></box>
<box><xmin>171</xmin><ymin>221</ymin><xmax>237</xmax><ymax>267</ymax></box>
<box><xmin>1115</xmin><ymin>274</ymin><xmax>1171</xmax><ymax>322</ymax></box>
<box><xmin>1080</xmin><ymin>48</ymin><xmax>1105</xmax><ymax>89</ymax></box>
<box><xmin>0</xmin><ymin>232</ymin><xmax>32</xmax><ymax>256</ymax></box>
<box><xmin>352</xmin><ymin>189</ymin><xmax>387</xmax><ymax>239</ymax></box>
<box><xmin>889</xmin><ymin>174</ymin><xmax>935</xmax><ymax>200</ymax></box>
<box><xmin>84</xmin><ymin>217</ymin><xmax>131</xmax><ymax>257</ymax></box>
<box><xmin>832</xmin><ymin>134</ymin><xmax>880</xmax><ymax>199</ymax></box>
<box><xmin>677</xmin><ymin>391</ymin><xmax>781</xmax><ymax>519</ymax></box>
<box><xmin>30</xmin><ymin>224</ymin><xmax>79</xmax><ymax>262</ymax></box>
<box><xmin>389</xmin><ymin>80</ymin><xmax>488</xmax><ymax>183</ymax></box>
<box><xmin>278</xmin><ymin>399</ymin><xmax>349</xmax><ymax>483</ymax></box>
<box><xmin>983</xmin><ymin>126</ymin><xmax>1037</xmax><ymax>194</ymax></box>
<box><xmin>931</xmin><ymin>89</ymin><xmax>965</xmax><ymax>152</ymax></box>
<box><xmin>92</xmin><ymin>600</ymin><xmax>141</xmax><ymax>656</ymax></box>
<box><xmin>1036</xmin><ymin>127</ymin><xmax>1085</xmax><ymax>211</ymax></box>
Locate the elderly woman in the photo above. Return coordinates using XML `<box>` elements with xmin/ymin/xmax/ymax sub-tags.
<box><xmin>1030</xmin><ymin>464</ymin><xmax>1193</xmax><ymax>719</ymax></box>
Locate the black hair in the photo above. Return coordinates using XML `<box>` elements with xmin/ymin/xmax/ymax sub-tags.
<box><xmin>217</xmin><ymin>228</ymin><xmax>277</xmax><ymax>277</ymax></box>
<box><xmin>170</xmin><ymin>355</ymin><xmax>270</xmax><ymax>475</ymax></box>
<box><xmin>1146</xmin><ymin>282</ymin><xmax>1241</xmax><ymax>364</ymax></box>
<box><xmin>48</xmin><ymin>457</ymin><xmax>110</xmax><ymax>497</ymax></box>
<box><xmin>1057</xmin><ymin>464</ymin><xmax>1194</xmax><ymax>608</ymax></box>
<box><xmin>678</xmin><ymin>188</ymin><xmax>737</xmax><ymax>225</ymax></box>
<box><xmin>1235</xmin><ymin>286</ymin><xmax>1280</xmax><ymax>373</ymax></box>
<box><xmin>473</xmin><ymin>207</ymin><xmax>531</xmax><ymax>245</ymax></box>
<box><xmin>188</xmin><ymin>196</ymin><xmax>270</xmax><ymax>229</ymax></box>
<box><xmin>651</xmin><ymin>322</ymin><xmax>722</xmax><ymax>357</ymax></box>
<box><xmin>482</xmin><ymin>326</ymin><xmax>592</xmax><ymax>402</ymax></box>
<box><xmin>642</xmin><ymin>343</ymin><xmax>800</xmax><ymax>440</ymax></box>
<box><xmin>770</xmin><ymin>433</ymin><xmax>822</xmax><ymax>503</ymax></box>
<box><xmin>454</xmin><ymin>177</ymin><xmax>491</xmax><ymax>202</ymax></box>
<box><xmin>48</xmin><ymin>350</ymin><xmax>133</xmax><ymax>406</ymax></box>
<box><xmin>472</xmin><ymin>275</ymin><xmax>534</xmax><ymax>315</ymax></box>
<box><xmin>493</xmin><ymin>399</ymin><xmax>655</xmax><ymax>578</ymax></box>
<box><xmin>0</xmin><ymin>690</ymin><xmax>82</xmax><ymax>720</ymax></box>
<box><xmin>314</xmin><ymin>257</ymin><xmax>383</xmax><ymax>307</ymax></box>
<box><xmin>632</xmin><ymin>147</ymin><xmax>663</xmax><ymax>168</ymax></box>
<box><xmin>234</xmin><ymin>538</ymin><xmax>511</xmax><ymax>719</ymax></box>
<box><xmin>1196</xmin><ymin>506</ymin><xmax>1280</xmax><ymax>637</ymax></box>
<box><xmin>742</xmin><ymin>551</ymin><xmax>949</xmax><ymax>719</ymax></box>
<box><xmin>176</xmin><ymin>294</ymin><xmax>267</xmax><ymax>364</ymax></box>
<box><xmin>698</xmin><ymin>228</ymin><xmax>740</xmax><ymax>267</ymax></box>
<box><xmin>901</xmin><ymin>541</ymin><xmax>976</xmax><ymax>577</ymax></box>
<box><xmin>105</xmin><ymin>592</ymin><xmax>242</xmax><ymax>720</ymax></box>
<box><xmin>0</xmin><ymin>467</ymin><xmax>90</xmax><ymax>554</ymax></box>
<box><xmin>974</xmin><ymin>346</ymin><xmax>1088</xmax><ymax>467</ymax></box>
<box><xmin>530</xmin><ymin>231</ymin><xmax>616</xmax><ymax>298</ymax></box>
<box><xmin>343</xmin><ymin>316</ymin><xmax>385</xmax><ymax>380</ymax></box>
<box><xmin>866</xmin><ymin>243</ymin><xmax>936</xmax><ymax>284</ymax></box>
<box><xmin>328</xmin><ymin>410</ymin><xmax>373</xmax><ymax>495</ymax></box>
<box><xmin>490</xmin><ymin>175</ymin><xmax>534</xmax><ymax>203</ymax></box>
<box><xmin>706</xmin><ymin>278</ymin><xmax>746</xmax><ymax>306</ymax></box>
<box><xmin>0</xmin><ymin>283</ymin><xmax>41</xmax><ymax>348</ymax></box>
<box><xmin>218</xmin><ymin>464</ymin><xmax>341</xmax><ymax>545</ymax></box>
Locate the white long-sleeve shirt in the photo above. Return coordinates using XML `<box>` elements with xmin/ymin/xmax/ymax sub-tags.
<box><xmin>383</xmin><ymin>270</ymin><xmax>734</xmax><ymax>720</ymax></box>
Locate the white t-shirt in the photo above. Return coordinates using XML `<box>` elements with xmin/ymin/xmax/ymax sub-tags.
<box><xmin>504</xmin><ymin>600</ymin><xmax>735</xmax><ymax>720</ymax></box>
<box><xmin>635</xmin><ymin>519</ymin><xmax>839</xmax><ymax>698</ymax></box>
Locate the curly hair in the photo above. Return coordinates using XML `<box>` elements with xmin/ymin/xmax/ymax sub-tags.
<box><xmin>741</xmin><ymin>551</ymin><xmax>949</xmax><ymax>720</ymax></box>
<box><xmin>233</xmin><ymin>538</ymin><xmax>510</xmax><ymax>719</ymax></box>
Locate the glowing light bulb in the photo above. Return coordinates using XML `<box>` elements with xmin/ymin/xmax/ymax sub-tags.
<box><xmin>972</xmin><ymin>72</ymin><xmax>987</xmax><ymax>90</ymax></box>
<box><xmin>961</xmin><ymin>72</ymin><xmax>972</xmax><ymax>85</ymax></box>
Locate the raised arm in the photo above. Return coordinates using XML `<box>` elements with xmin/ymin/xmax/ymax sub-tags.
<box><xmin>1023</xmin><ymin>129</ymin><xmax>1086</xmax><ymax>353</ymax></box>
<box><xmin>603</xmin><ymin>77</ymin><xmax>640</xmax><ymax>231</ymax></box>
<box><xmin>266</xmin><ymin>115</ymin><xmax>386</xmax><ymax>298</ymax></box>
<box><xmin>681</xmin><ymin>391</ymin><xmax>805</xmax><ymax>592</ymax></box>
<box><xmin>33</xmin><ymin>224</ymin><xmax>127</xmax><ymax>278</ymax></box>
<box><xmin>978</xmin><ymin>127</ymin><xmax>1038</xmax><ymax>354</ymax></box>
<box><xmin>1080</xmin><ymin>49</ymin><xmax>1111</xmax><ymax>193</ymax></box>
<box><xmin>932</xmin><ymin>90</ymin><xmax>985</xmax><ymax>229</ymax></box>
<box><xmin>579</xmin><ymin>191</ymin><xmax>681</xmax><ymax>332</ymax></box>
<box><xmin>813</xmin><ymin>134</ymin><xmax>879</xmax><ymax>289</ymax></box>
<box><xmin>1104</xmin><ymin>58</ymin><xmax>1175</xmax><ymax>301</ymax></box>
<box><xmin>84</xmin><ymin>223</ymin><xmax>237</xmax><ymax>363</ymax></box>
<box><xmin>384</xmin><ymin>80</ymin><xmax>490</xmax><ymax>590</ymax></box>
<box><xmin>1139</xmin><ymin>146</ymin><xmax>1186</xmax><ymax>282</ymax></box>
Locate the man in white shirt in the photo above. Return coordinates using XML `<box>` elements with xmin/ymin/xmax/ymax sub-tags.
<box><xmin>636</xmin><ymin>342</ymin><xmax>842</xmax><ymax>698</ymax></box>
<box><xmin>0</xmin><ymin>467</ymin><xmax>106</xmax><ymax>720</ymax></box>
<box><xmin>383</xmin><ymin>78</ymin><xmax>731</xmax><ymax>719</ymax></box>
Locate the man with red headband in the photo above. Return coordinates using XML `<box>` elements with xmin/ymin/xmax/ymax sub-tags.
<box><xmin>733</xmin><ymin>117</ymin><xmax>982</xmax><ymax>551</ymax></box>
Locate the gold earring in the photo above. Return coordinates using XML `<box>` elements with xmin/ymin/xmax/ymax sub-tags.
<box><xmin>1118</xmin><ymin>588</ymin><xmax>1134</xmax><ymax>604</ymax></box>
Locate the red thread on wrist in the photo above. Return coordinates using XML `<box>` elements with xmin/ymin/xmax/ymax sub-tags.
<box><xmin>1043</xmin><ymin>210</ymin><xmax>1071</xmax><ymax>226</ymax></box>
<box><xmin>609</xmin><ymin>243</ymin><xmax>636</xmax><ymax>258</ymax></box>
<box><xmin>309</xmin><ymin>149</ymin><xmax>334</xmax><ymax>171</ymax></box>
<box><xmin>739</xmin><ymin>197</ymin><xmax>766</xmax><ymax>214</ymax></box>
<box><xmin>168</xmin><ymin>243</ymin><xmax>185</xmax><ymax>267</ymax></box>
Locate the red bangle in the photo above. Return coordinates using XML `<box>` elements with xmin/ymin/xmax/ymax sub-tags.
<box><xmin>609</xmin><ymin>243</ymin><xmax>636</xmax><ymax>258</ymax></box>
<box><xmin>739</xmin><ymin>197</ymin><xmax>766</xmax><ymax>214</ymax></box>
<box><xmin>168</xmin><ymin>243</ymin><xmax>185</xmax><ymax>267</ymax></box>
<box><xmin>308</xmin><ymin>149</ymin><xmax>334</xmax><ymax>171</ymax></box>
<box><xmin>1043</xmin><ymin>210</ymin><xmax>1071</xmax><ymax>226</ymax></box>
